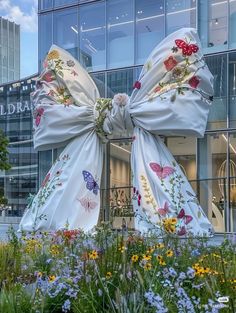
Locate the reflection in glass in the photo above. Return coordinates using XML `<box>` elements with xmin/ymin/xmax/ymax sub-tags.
<box><xmin>79</xmin><ymin>2</ymin><xmax>105</xmax><ymax>71</ymax></box>
<box><xmin>107</xmin><ymin>0</ymin><xmax>134</xmax><ymax>68</ymax></box>
<box><xmin>135</xmin><ymin>0</ymin><xmax>164</xmax><ymax>64</ymax></box>
<box><xmin>229</xmin><ymin>52</ymin><xmax>236</xmax><ymax>127</ymax></box>
<box><xmin>230</xmin><ymin>0</ymin><xmax>236</xmax><ymax>48</ymax></box>
<box><xmin>53</xmin><ymin>8</ymin><xmax>78</xmax><ymax>58</ymax></box>
<box><xmin>90</xmin><ymin>72</ymin><xmax>106</xmax><ymax>98</ymax></box>
<box><xmin>39</xmin><ymin>13</ymin><xmax>52</xmax><ymax>69</ymax></box>
<box><xmin>208</xmin><ymin>0</ymin><xmax>227</xmax><ymax>48</ymax></box>
<box><xmin>39</xmin><ymin>0</ymin><xmax>53</xmax><ymax>10</ymax></box>
<box><xmin>205</xmin><ymin>54</ymin><xmax>227</xmax><ymax>129</ymax></box>
<box><xmin>166</xmin><ymin>0</ymin><xmax>196</xmax><ymax>35</ymax></box>
<box><xmin>229</xmin><ymin>133</ymin><xmax>236</xmax><ymax>232</ymax></box>
<box><xmin>167</xmin><ymin>137</ymin><xmax>196</xmax><ymax>181</ymax></box>
<box><xmin>197</xmin><ymin>133</ymin><xmax>227</xmax><ymax>232</ymax></box>
<box><xmin>54</xmin><ymin>0</ymin><xmax>77</xmax><ymax>7</ymax></box>
<box><xmin>107</xmin><ymin>68</ymin><xmax>133</xmax><ymax>95</ymax></box>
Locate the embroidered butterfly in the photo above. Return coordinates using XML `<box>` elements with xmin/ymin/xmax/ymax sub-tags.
<box><xmin>78</xmin><ymin>197</ymin><xmax>98</xmax><ymax>213</ymax></box>
<box><xmin>175</xmin><ymin>39</ymin><xmax>199</xmax><ymax>56</ymax></box>
<box><xmin>149</xmin><ymin>162</ymin><xmax>175</xmax><ymax>179</ymax></box>
<box><xmin>177</xmin><ymin>208</ymin><xmax>193</xmax><ymax>225</ymax></box>
<box><xmin>177</xmin><ymin>226</ymin><xmax>187</xmax><ymax>236</ymax></box>
<box><xmin>82</xmin><ymin>170</ymin><xmax>99</xmax><ymax>195</ymax></box>
<box><xmin>34</xmin><ymin>107</ymin><xmax>44</xmax><ymax>127</ymax></box>
<box><xmin>157</xmin><ymin>201</ymin><xmax>170</xmax><ymax>216</ymax></box>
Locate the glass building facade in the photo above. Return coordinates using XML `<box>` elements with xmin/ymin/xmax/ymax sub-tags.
<box><xmin>0</xmin><ymin>76</ymin><xmax>38</xmax><ymax>218</ymax></box>
<box><xmin>0</xmin><ymin>17</ymin><xmax>20</xmax><ymax>84</ymax></box>
<box><xmin>21</xmin><ymin>0</ymin><xmax>236</xmax><ymax>232</ymax></box>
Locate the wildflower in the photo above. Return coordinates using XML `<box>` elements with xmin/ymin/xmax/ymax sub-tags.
<box><xmin>145</xmin><ymin>290</ymin><xmax>168</xmax><ymax>312</ymax></box>
<box><xmin>50</xmin><ymin>244</ymin><xmax>60</xmax><ymax>256</ymax></box>
<box><xmin>118</xmin><ymin>245</ymin><xmax>125</xmax><ymax>253</ymax></box>
<box><xmin>62</xmin><ymin>299</ymin><xmax>71</xmax><ymax>312</ymax></box>
<box><xmin>156</xmin><ymin>243</ymin><xmax>165</xmax><ymax>249</ymax></box>
<box><xmin>48</xmin><ymin>275</ymin><xmax>56</xmax><ymax>282</ymax></box>
<box><xmin>144</xmin><ymin>263</ymin><xmax>152</xmax><ymax>270</ymax></box>
<box><xmin>106</xmin><ymin>272</ymin><xmax>112</xmax><ymax>279</ymax></box>
<box><xmin>146</xmin><ymin>246</ymin><xmax>155</xmax><ymax>254</ymax></box>
<box><xmin>168</xmin><ymin>267</ymin><xmax>177</xmax><ymax>277</ymax></box>
<box><xmin>143</xmin><ymin>254</ymin><xmax>152</xmax><ymax>261</ymax></box>
<box><xmin>89</xmin><ymin>250</ymin><xmax>98</xmax><ymax>260</ymax></box>
<box><xmin>166</xmin><ymin>249</ymin><xmax>174</xmax><ymax>257</ymax></box>
<box><xmin>131</xmin><ymin>255</ymin><xmax>139</xmax><ymax>263</ymax></box>
<box><xmin>162</xmin><ymin>218</ymin><xmax>177</xmax><ymax>233</ymax></box>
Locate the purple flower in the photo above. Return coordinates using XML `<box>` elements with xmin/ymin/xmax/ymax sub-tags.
<box><xmin>62</xmin><ymin>299</ymin><xmax>71</xmax><ymax>312</ymax></box>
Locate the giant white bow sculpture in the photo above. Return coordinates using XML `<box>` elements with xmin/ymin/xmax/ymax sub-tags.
<box><xmin>19</xmin><ymin>28</ymin><xmax>214</xmax><ymax>236</ymax></box>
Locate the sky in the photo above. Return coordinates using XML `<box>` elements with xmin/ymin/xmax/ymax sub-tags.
<box><xmin>0</xmin><ymin>0</ymin><xmax>38</xmax><ymax>79</ymax></box>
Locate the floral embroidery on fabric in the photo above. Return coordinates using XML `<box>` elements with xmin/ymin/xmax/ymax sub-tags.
<box><xmin>140</xmin><ymin>175</ymin><xmax>157</xmax><ymax>209</ymax></box>
<box><xmin>29</xmin><ymin>154</ymin><xmax>70</xmax><ymax>229</ymax></box>
<box><xmin>66</xmin><ymin>60</ymin><xmax>75</xmax><ymax>67</ymax></box>
<box><xmin>175</xmin><ymin>39</ymin><xmax>199</xmax><ymax>56</ymax></box>
<box><xmin>42</xmin><ymin>72</ymin><xmax>55</xmax><ymax>82</ymax></box>
<box><xmin>189</xmin><ymin>76</ymin><xmax>200</xmax><ymax>88</ymax></box>
<box><xmin>94</xmin><ymin>98</ymin><xmax>112</xmax><ymax>138</ymax></box>
<box><xmin>47</xmin><ymin>87</ymin><xmax>73</xmax><ymax>106</ymax></box>
<box><xmin>147</xmin><ymin>36</ymin><xmax>204</xmax><ymax>101</ymax></box>
<box><xmin>133</xmin><ymin>81</ymin><xmax>141</xmax><ymax>89</ymax></box>
<box><xmin>78</xmin><ymin>197</ymin><xmax>98</xmax><ymax>213</ymax></box>
<box><xmin>82</xmin><ymin>170</ymin><xmax>100</xmax><ymax>195</ymax></box>
<box><xmin>164</xmin><ymin>56</ymin><xmax>177</xmax><ymax>71</ymax></box>
<box><xmin>157</xmin><ymin>201</ymin><xmax>170</xmax><ymax>217</ymax></box>
<box><xmin>132</xmin><ymin>187</ymin><xmax>142</xmax><ymax>206</ymax></box>
<box><xmin>33</xmin><ymin>107</ymin><xmax>44</xmax><ymax>127</ymax></box>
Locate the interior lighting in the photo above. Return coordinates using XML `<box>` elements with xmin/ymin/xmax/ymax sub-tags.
<box><xmin>222</xmin><ymin>134</ymin><xmax>236</xmax><ymax>155</ymax></box>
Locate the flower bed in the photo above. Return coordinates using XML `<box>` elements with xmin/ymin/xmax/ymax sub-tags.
<box><xmin>0</xmin><ymin>226</ymin><xmax>235</xmax><ymax>313</ymax></box>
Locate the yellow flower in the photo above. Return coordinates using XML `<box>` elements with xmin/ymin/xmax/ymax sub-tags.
<box><xmin>142</xmin><ymin>254</ymin><xmax>152</xmax><ymax>261</ymax></box>
<box><xmin>48</xmin><ymin>275</ymin><xmax>56</xmax><ymax>282</ymax></box>
<box><xmin>106</xmin><ymin>272</ymin><xmax>112</xmax><ymax>279</ymax></box>
<box><xmin>89</xmin><ymin>250</ymin><xmax>98</xmax><ymax>260</ymax></box>
<box><xmin>50</xmin><ymin>244</ymin><xmax>60</xmax><ymax>256</ymax></box>
<box><xmin>47</xmin><ymin>50</ymin><xmax>59</xmax><ymax>60</ymax></box>
<box><xmin>131</xmin><ymin>255</ymin><xmax>139</xmax><ymax>263</ymax></box>
<box><xmin>144</xmin><ymin>263</ymin><xmax>152</xmax><ymax>270</ymax></box>
<box><xmin>156</xmin><ymin>243</ymin><xmax>164</xmax><ymax>249</ymax></box>
<box><xmin>118</xmin><ymin>245</ymin><xmax>125</xmax><ymax>253</ymax></box>
<box><xmin>166</xmin><ymin>249</ymin><xmax>174</xmax><ymax>257</ymax></box>
<box><xmin>162</xmin><ymin>218</ymin><xmax>177</xmax><ymax>233</ymax></box>
<box><xmin>159</xmin><ymin>259</ymin><xmax>166</xmax><ymax>266</ymax></box>
<box><xmin>146</xmin><ymin>247</ymin><xmax>155</xmax><ymax>254</ymax></box>
<box><xmin>157</xmin><ymin>255</ymin><xmax>163</xmax><ymax>262</ymax></box>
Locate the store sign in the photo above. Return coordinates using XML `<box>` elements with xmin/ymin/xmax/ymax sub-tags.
<box><xmin>0</xmin><ymin>101</ymin><xmax>32</xmax><ymax>116</ymax></box>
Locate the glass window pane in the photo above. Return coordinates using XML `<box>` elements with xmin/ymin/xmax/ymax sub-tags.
<box><xmin>229</xmin><ymin>52</ymin><xmax>236</xmax><ymax>127</ymax></box>
<box><xmin>90</xmin><ymin>72</ymin><xmax>106</xmax><ymax>97</ymax></box>
<box><xmin>135</xmin><ymin>0</ymin><xmax>164</xmax><ymax>65</ymax></box>
<box><xmin>107</xmin><ymin>68</ymin><xmax>133</xmax><ymax>96</ymax></box>
<box><xmin>107</xmin><ymin>0</ymin><xmax>134</xmax><ymax>69</ymax></box>
<box><xmin>53</xmin><ymin>8</ymin><xmax>78</xmax><ymax>58</ymax></box>
<box><xmin>166</xmin><ymin>0</ymin><xmax>196</xmax><ymax>35</ymax></box>
<box><xmin>39</xmin><ymin>0</ymin><xmax>53</xmax><ymax>10</ymax></box>
<box><xmin>54</xmin><ymin>0</ymin><xmax>77</xmax><ymax>7</ymax></box>
<box><xmin>208</xmin><ymin>0</ymin><xmax>228</xmax><ymax>49</ymax></box>
<box><xmin>167</xmin><ymin>137</ymin><xmax>196</xmax><ymax>181</ymax></box>
<box><xmin>229</xmin><ymin>133</ymin><xmax>236</xmax><ymax>232</ymax></box>
<box><xmin>79</xmin><ymin>1</ymin><xmax>105</xmax><ymax>71</ymax></box>
<box><xmin>230</xmin><ymin>0</ymin><xmax>236</xmax><ymax>48</ymax></box>
<box><xmin>197</xmin><ymin>133</ymin><xmax>227</xmax><ymax>232</ymax></box>
<box><xmin>39</xmin><ymin>13</ymin><xmax>52</xmax><ymax>69</ymax></box>
<box><xmin>205</xmin><ymin>54</ymin><xmax>227</xmax><ymax>129</ymax></box>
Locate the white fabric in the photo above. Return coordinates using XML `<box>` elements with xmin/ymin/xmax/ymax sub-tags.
<box><xmin>19</xmin><ymin>28</ymin><xmax>214</xmax><ymax>236</ymax></box>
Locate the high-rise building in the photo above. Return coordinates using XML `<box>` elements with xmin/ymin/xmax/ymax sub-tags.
<box><xmin>0</xmin><ymin>17</ymin><xmax>20</xmax><ymax>84</ymax></box>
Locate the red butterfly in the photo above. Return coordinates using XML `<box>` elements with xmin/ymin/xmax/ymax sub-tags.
<box><xmin>34</xmin><ymin>107</ymin><xmax>44</xmax><ymax>127</ymax></box>
<box><xmin>78</xmin><ymin>197</ymin><xmax>97</xmax><ymax>213</ymax></box>
<box><xmin>177</xmin><ymin>226</ymin><xmax>187</xmax><ymax>236</ymax></box>
<box><xmin>177</xmin><ymin>208</ymin><xmax>193</xmax><ymax>225</ymax></box>
<box><xmin>150</xmin><ymin>162</ymin><xmax>175</xmax><ymax>179</ymax></box>
<box><xmin>175</xmin><ymin>39</ymin><xmax>199</xmax><ymax>56</ymax></box>
<box><xmin>157</xmin><ymin>201</ymin><xmax>170</xmax><ymax>216</ymax></box>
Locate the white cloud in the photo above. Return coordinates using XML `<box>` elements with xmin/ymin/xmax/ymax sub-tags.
<box><xmin>0</xmin><ymin>0</ymin><xmax>38</xmax><ymax>33</ymax></box>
